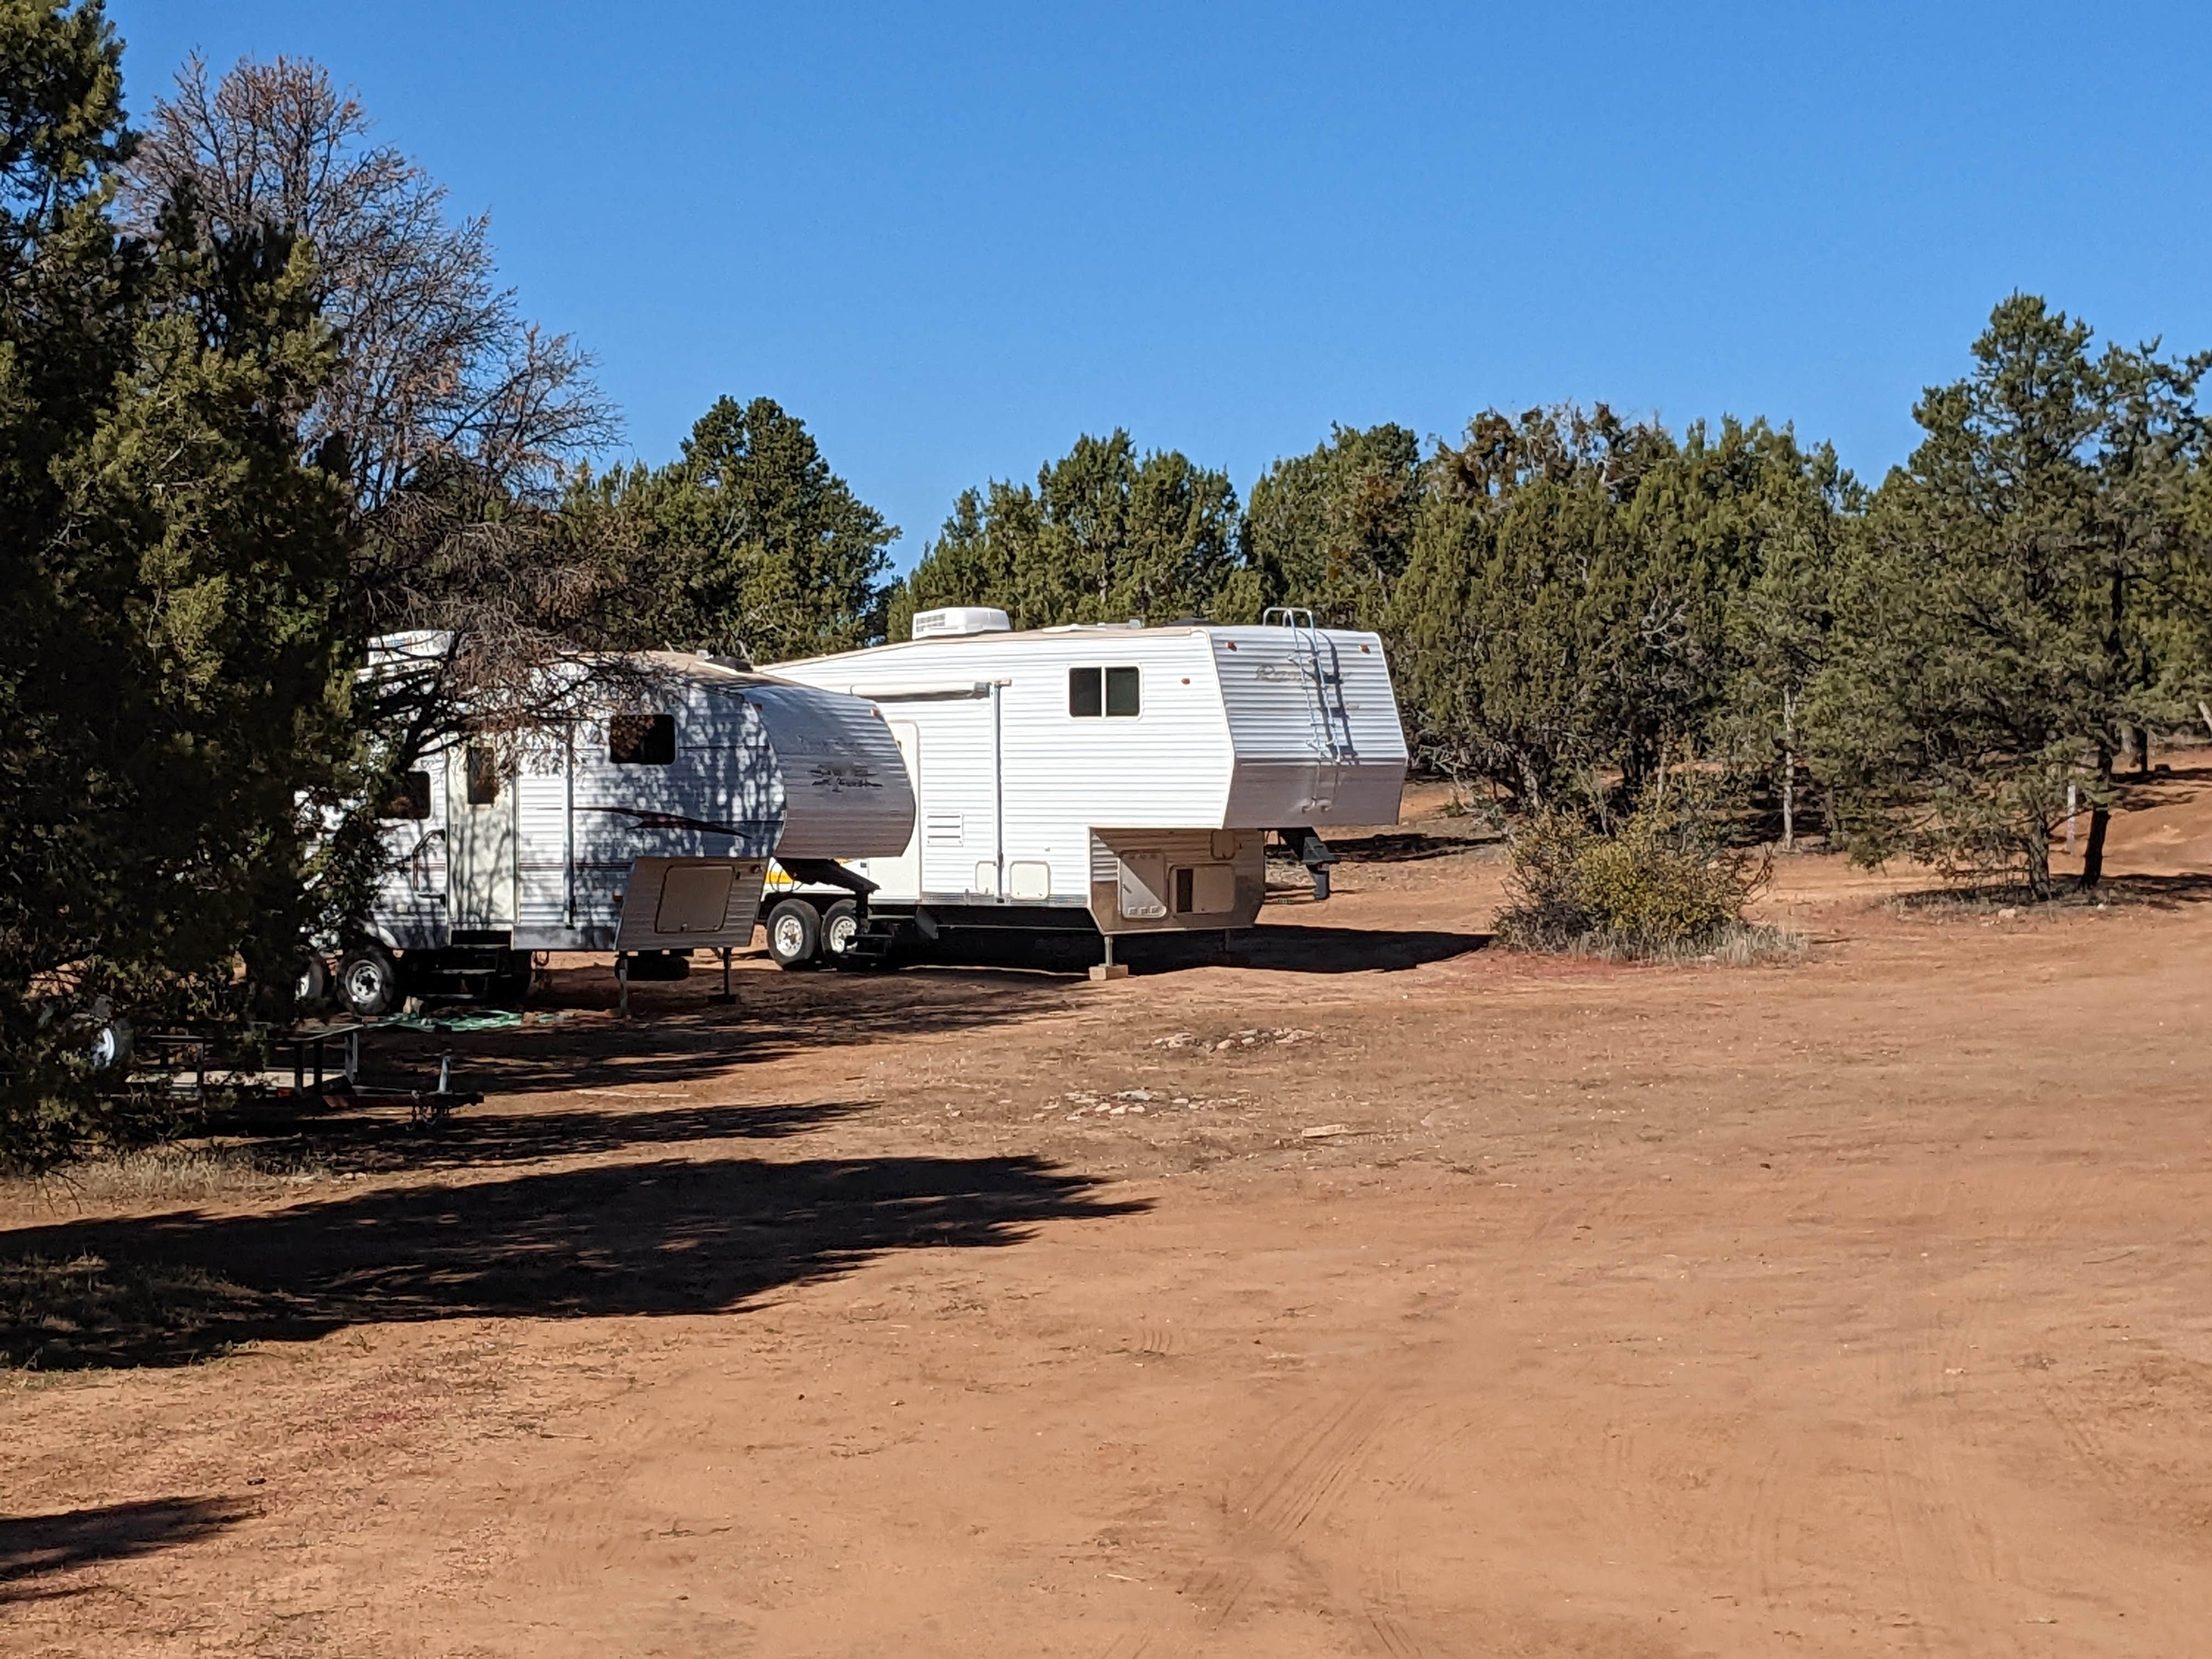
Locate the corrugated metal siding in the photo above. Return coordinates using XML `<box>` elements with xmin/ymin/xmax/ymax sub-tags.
<box><xmin>769</xmin><ymin>630</ymin><xmax>1234</xmax><ymax>905</ymax></box>
<box><xmin>515</xmin><ymin>761</ymin><xmax>568</xmax><ymax>932</ymax></box>
<box><xmin>909</xmin><ymin>696</ymin><xmax>995</xmax><ymax>899</ymax></box>
<box><xmin>369</xmin><ymin>741</ymin><xmax>450</xmax><ymax>949</ymax></box>
<box><xmin>365</xmin><ymin>664</ymin><xmax>911</xmax><ymax>950</ymax></box>
<box><xmin>561</xmin><ymin>682</ymin><xmax>780</xmax><ymax>946</ymax></box>
<box><xmin>748</xmin><ymin>681</ymin><xmax>916</xmax><ymax>859</ymax></box>
<box><xmin>1212</xmin><ymin>628</ymin><xmax>1407</xmax><ymax>827</ymax></box>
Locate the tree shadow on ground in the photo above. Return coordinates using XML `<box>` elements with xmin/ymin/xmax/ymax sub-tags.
<box><xmin>211</xmin><ymin>1097</ymin><xmax>872</xmax><ymax>1177</ymax></box>
<box><xmin>338</xmin><ymin>966</ymin><xmax>1083</xmax><ymax>1099</ymax></box>
<box><xmin>1291</xmin><ymin>829</ymin><xmax>1502</xmax><ymax>865</ymax></box>
<box><xmin>0</xmin><ymin>1497</ymin><xmax>249</xmax><ymax>1600</ymax></box>
<box><xmin>919</xmin><ymin>922</ymin><xmax>1491</xmax><ymax>977</ymax></box>
<box><xmin>1887</xmin><ymin>871</ymin><xmax>2212</xmax><ymax>912</ymax></box>
<box><xmin>2094</xmin><ymin>871</ymin><xmax>2212</xmax><ymax>907</ymax></box>
<box><xmin>1135</xmin><ymin>924</ymin><xmax>1490</xmax><ymax>974</ymax></box>
<box><xmin>1</xmin><ymin>1152</ymin><xmax>1148</xmax><ymax>1370</ymax></box>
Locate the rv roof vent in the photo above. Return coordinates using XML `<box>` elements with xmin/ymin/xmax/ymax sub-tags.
<box><xmin>912</xmin><ymin>606</ymin><xmax>1012</xmax><ymax>639</ymax></box>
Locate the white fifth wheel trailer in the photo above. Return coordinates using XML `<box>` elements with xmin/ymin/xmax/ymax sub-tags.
<box><xmin>759</xmin><ymin>607</ymin><xmax>1406</xmax><ymax>972</ymax></box>
<box><xmin>332</xmin><ymin>646</ymin><xmax>913</xmax><ymax>1014</ymax></box>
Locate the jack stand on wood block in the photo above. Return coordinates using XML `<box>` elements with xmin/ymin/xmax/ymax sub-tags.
<box><xmin>1089</xmin><ymin>934</ymin><xmax>1129</xmax><ymax>981</ymax></box>
<box><xmin>708</xmin><ymin>946</ymin><xmax>735</xmax><ymax>1005</ymax></box>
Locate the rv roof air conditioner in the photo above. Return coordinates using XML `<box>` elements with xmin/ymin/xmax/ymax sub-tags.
<box><xmin>912</xmin><ymin>606</ymin><xmax>1012</xmax><ymax>639</ymax></box>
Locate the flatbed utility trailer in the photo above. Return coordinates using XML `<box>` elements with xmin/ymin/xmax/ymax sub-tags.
<box><xmin>331</xmin><ymin>646</ymin><xmax>913</xmax><ymax>1014</ymax></box>
<box><xmin>759</xmin><ymin>607</ymin><xmax>1406</xmax><ymax>972</ymax></box>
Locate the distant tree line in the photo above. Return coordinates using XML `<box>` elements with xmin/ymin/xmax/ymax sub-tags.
<box><xmin>2</xmin><ymin>6</ymin><xmax>2208</xmax><ymax>1165</ymax></box>
<box><xmin>894</xmin><ymin>308</ymin><xmax>2212</xmax><ymax>904</ymax></box>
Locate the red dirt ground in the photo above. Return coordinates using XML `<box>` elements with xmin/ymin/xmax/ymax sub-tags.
<box><xmin>4</xmin><ymin>765</ymin><xmax>2209</xmax><ymax>1657</ymax></box>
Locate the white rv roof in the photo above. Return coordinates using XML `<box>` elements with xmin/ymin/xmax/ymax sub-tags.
<box><xmin>775</xmin><ymin>620</ymin><xmax>1380</xmax><ymax>672</ymax></box>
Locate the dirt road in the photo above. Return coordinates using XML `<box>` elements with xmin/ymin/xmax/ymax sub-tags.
<box><xmin>6</xmin><ymin>772</ymin><xmax>2210</xmax><ymax>1656</ymax></box>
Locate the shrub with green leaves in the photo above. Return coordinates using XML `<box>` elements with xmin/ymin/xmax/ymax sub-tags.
<box><xmin>1495</xmin><ymin>791</ymin><xmax>1778</xmax><ymax>959</ymax></box>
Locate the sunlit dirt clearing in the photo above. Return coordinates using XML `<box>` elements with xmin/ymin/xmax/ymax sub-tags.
<box><xmin>5</xmin><ymin>767</ymin><xmax>2210</xmax><ymax>1657</ymax></box>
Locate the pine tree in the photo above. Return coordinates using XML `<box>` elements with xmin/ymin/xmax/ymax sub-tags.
<box><xmin>1809</xmin><ymin>295</ymin><xmax>2210</xmax><ymax>896</ymax></box>
<box><xmin>0</xmin><ymin>3</ymin><xmax>357</xmax><ymax>1167</ymax></box>
<box><xmin>888</xmin><ymin>431</ymin><xmax>1239</xmax><ymax>638</ymax></box>
<box><xmin>1239</xmin><ymin>422</ymin><xmax>1423</xmax><ymax>629</ymax></box>
<box><xmin>578</xmin><ymin>395</ymin><xmax>894</xmax><ymax>662</ymax></box>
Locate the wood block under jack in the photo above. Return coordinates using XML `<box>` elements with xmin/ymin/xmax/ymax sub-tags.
<box><xmin>1088</xmin><ymin>963</ymin><xmax>1130</xmax><ymax>981</ymax></box>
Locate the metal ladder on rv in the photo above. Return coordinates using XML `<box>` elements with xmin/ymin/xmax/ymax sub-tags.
<box><xmin>1262</xmin><ymin>607</ymin><xmax>1352</xmax><ymax>812</ymax></box>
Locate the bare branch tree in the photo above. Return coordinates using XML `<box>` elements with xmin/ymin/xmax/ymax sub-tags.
<box><xmin>121</xmin><ymin>54</ymin><xmax>653</xmax><ymax>794</ymax></box>
<box><xmin>122</xmin><ymin>54</ymin><xmax>614</xmax><ymax>507</ymax></box>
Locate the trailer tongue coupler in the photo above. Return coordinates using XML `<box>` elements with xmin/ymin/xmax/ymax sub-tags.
<box><xmin>1276</xmin><ymin>828</ymin><xmax>1338</xmax><ymax>901</ymax></box>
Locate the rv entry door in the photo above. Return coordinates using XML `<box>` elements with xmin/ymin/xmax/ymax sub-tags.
<box><xmin>866</xmin><ymin>721</ymin><xmax>924</xmax><ymax>902</ymax></box>
<box><xmin>448</xmin><ymin>743</ymin><xmax>518</xmax><ymax>929</ymax></box>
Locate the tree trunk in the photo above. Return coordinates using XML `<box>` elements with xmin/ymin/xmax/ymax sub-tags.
<box><xmin>1780</xmin><ymin>690</ymin><xmax>1796</xmax><ymax>853</ymax></box>
<box><xmin>2080</xmin><ymin>746</ymin><xmax>2115</xmax><ymax>890</ymax></box>
<box><xmin>2128</xmin><ymin>724</ymin><xmax>2149</xmax><ymax>776</ymax></box>
<box><xmin>2081</xmin><ymin>807</ymin><xmax>2111</xmax><ymax>889</ymax></box>
<box><xmin>2026</xmin><ymin>832</ymin><xmax>2052</xmax><ymax>900</ymax></box>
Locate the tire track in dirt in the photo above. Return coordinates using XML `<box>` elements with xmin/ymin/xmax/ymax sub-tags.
<box><xmin>1865</xmin><ymin>1154</ymin><xmax>2107</xmax><ymax>1651</ymax></box>
<box><xmin>1180</xmin><ymin>1376</ymin><xmax>1432</xmax><ymax>1655</ymax></box>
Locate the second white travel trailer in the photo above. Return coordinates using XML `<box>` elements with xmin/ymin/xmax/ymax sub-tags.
<box><xmin>760</xmin><ymin>607</ymin><xmax>1407</xmax><ymax>971</ymax></box>
<box><xmin>330</xmin><ymin>645</ymin><xmax>914</xmax><ymax>1014</ymax></box>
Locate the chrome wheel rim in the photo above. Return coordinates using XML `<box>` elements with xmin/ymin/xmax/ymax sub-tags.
<box><xmin>773</xmin><ymin>913</ymin><xmax>808</xmax><ymax>958</ymax></box>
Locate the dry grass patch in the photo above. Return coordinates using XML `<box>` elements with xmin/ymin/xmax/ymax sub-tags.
<box><xmin>30</xmin><ymin>1142</ymin><xmax>332</xmax><ymax>1205</ymax></box>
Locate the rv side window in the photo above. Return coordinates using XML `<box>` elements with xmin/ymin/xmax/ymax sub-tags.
<box><xmin>610</xmin><ymin>712</ymin><xmax>676</xmax><ymax>765</ymax></box>
<box><xmin>464</xmin><ymin>747</ymin><xmax>500</xmax><ymax>806</ymax></box>
<box><xmin>380</xmin><ymin>769</ymin><xmax>432</xmax><ymax>821</ymax></box>
<box><xmin>1069</xmin><ymin>666</ymin><xmax>1140</xmax><ymax>718</ymax></box>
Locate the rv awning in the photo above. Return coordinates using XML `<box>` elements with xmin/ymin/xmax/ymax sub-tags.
<box><xmin>851</xmin><ymin>682</ymin><xmax>994</xmax><ymax>702</ymax></box>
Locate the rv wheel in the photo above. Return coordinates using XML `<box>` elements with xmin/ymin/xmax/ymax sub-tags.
<box><xmin>296</xmin><ymin>950</ymin><xmax>332</xmax><ymax>1012</ymax></box>
<box><xmin>335</xmin><ymin>942</ymin><xmax>404</xmax><ymax>1018</ymax></box>
<box><xmin>83</xmin><ymin>1013</ymin><xmax>133</xmax><ymax>1073</ymax></box>
<box><xmin>821</xmin><ymin>899</ymin><xmax>860</xmax><ymax>960</ymax></box>
<box><xmin>766</xmin><ymin>899</ymin><xmax>822</xmax><ymax>970</ymax></box>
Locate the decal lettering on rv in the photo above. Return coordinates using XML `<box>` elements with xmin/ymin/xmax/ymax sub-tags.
<box><xmin>807</xmin><ymin>762</ymin><xmax>882</xmax><ymax>792</ymax></box>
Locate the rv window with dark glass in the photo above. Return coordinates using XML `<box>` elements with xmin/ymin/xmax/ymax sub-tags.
<box><xmin>464</xmin><ymin>747</ymin><xmax>500</xmax><ymax>806</ymax></box>
<box><xmin>1105</xmin><ymin>665</ymin><xmax>1141</xmax><ymax>716</ymax></box>
<box><xmin>1068</xmin><ymin>667</ymin><xmax>1103</xmax><ymax>718</ymax></box>
<box><xmin>380</xmin><ymin>769</ymin><xmax>432</xmax><ymax>821</ymax></box>
<box><xmin>610</xmin><ymin>712</ymin><xmax>676</xmax><ymax>765</ymax></box>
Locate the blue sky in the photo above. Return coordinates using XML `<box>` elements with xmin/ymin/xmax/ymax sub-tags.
<box><xmin>110</xmin><ymin>2</ymin><xmax>2212</xmax><ymax>569</ymax></box>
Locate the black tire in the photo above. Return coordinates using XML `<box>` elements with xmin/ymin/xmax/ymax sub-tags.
<box><xmin>766</xmin><ymin>898</ymin><xmax>822</xmax><ymax>970</ymax></box>
<box><xmin>296</xmin><ymin>950</ymin><xmax>332</xmax><ymax>1012</ymax></box>
<box><xmin>820</xmin><ymin>899</ymin><xmax>861</xmax><ymax>961</ymax></box>
<box><xmin>335</xmin><ymin>941</ymin><xmax>404</xmax><ymax>1018</ymax></box>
